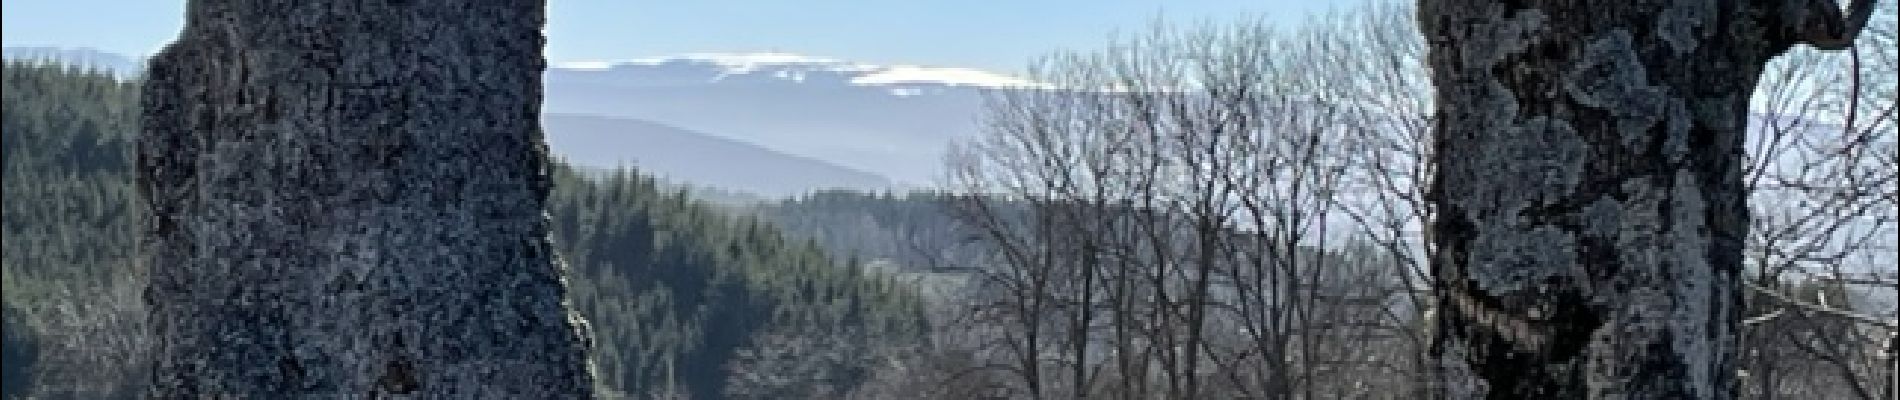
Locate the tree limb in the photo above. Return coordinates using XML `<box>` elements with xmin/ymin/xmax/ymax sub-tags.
<box><xmin>1745</xmin><ymin>279</ymin><xmax>1899</xmax><ymax>330</ymax></box>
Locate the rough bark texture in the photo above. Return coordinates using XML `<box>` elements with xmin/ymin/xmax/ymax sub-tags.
<box><xmin>1418</xmin><ymin>0</ymin><xmax>1874</xmax><ymax>398</ymax></box>
<box><xmin>138</xmin><ymin>1</ymin><xmax>594</xmax><ymax>397</ymax></box>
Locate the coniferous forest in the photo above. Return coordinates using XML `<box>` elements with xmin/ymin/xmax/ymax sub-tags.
<box><xmin>3</xmin><ymin>62</ymin><xmax>145</xmax><ymax>399</ymax></box>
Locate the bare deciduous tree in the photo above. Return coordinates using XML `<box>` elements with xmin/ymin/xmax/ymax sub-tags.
<box><xmin>937</xmin><ymin>10</ymin><xmax>1435</xmax><ymax>399</ymax></box>
<box><xmin>1739</xmin><ymin>2</ymin><xmax>1897</xmax><ymax>398</ymax></box>
<box><xmin>852</xmin><ymin>2</ymin><xmax>1893</xmax><ymax>399</ymax></box>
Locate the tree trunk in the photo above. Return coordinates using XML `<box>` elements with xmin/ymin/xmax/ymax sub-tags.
<box><xmin>1418</xmin><ymin>0</ymin><xmax>1877</xmax><ymax>398</ymax></box>
<box><xmin>138</xmin><ymin>1</ymin><xmax>594</xmax><ymax>397</ymax></box>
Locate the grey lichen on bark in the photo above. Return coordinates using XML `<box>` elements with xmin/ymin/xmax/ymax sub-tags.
<box><xmin>138</xmin><ymin>0</ymin><xmax>595</xmax><ymax>397</ymax></box>
<box><xmin>1418</xmin><ymin>0</ymin><xmax>1880</xmax><ymax>398</ymax></box>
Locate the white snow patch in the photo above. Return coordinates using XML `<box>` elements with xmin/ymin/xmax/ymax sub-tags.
<box><xmin>553</xmin><ymin>60</ymin><xmax>618</xmax><ymax>71</ymax></box>
<box><xmin>851</xmin><ymin>65</ymin><xmax>1051</xmax><ymax>88</ymax></box>
<box><xmin>553</xmin><ymin>52</ymin><xmax>1051</xmax><ymax>89</ymax></box>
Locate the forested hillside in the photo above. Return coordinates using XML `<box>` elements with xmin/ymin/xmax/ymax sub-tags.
<box><xmin>0</xmin><ymin>62</ymin><xmax>925</xmax><ymax>400</ymax></box>
<box><xmin>551</xmin><ymin>167</ymin><xmax>925</xmax><ymax>398</ymax></box>
<box><xmin>755</xmin><ymin>191</ymin><xmax>980</xmax><ymax>273</ymax></box>
<box><xmin>2</xmin><ymin>62</ymin><xmax>145</xmax><ymax>399</ymax></box>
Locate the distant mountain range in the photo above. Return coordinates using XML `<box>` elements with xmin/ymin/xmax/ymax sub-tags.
<box><xmin>6</xmin><ymin>47</ymin><xmax>1018</xmax><ymax>195</ymax></box>
<box><xmin>542</xmin><ymin>53</ymin><xmax>1030</xmax><ymax>185</ymax></box>
<box><xmin>1</xmin><ymin>47</ymin><xmax>141</xmax><ymax>77</ymax></box>
<box><xmin>543</xmin><ymin>113</ymin><xmax>895</xmax><ymax>196</ymax></box>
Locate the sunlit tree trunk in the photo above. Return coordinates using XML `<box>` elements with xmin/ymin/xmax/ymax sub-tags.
<box><xmin>139</xmin><ymin>1</ymin><xmax>594</xmax><ymax>397</ymax></box>
<box><xmin>1418</xmin><ymin>0</ymin><xmax>1879</xmax><ymax>398</ymax></box>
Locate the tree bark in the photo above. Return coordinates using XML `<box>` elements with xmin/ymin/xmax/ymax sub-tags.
<box><xmin>1418</xmin><ymin>0</ymin><xmax>1878</xmax><ymax>398</ymax></box>
<box><xmin>138</xmin><ymin>1</ymin><xmax>594</xmax><ymax>397</ymax></box>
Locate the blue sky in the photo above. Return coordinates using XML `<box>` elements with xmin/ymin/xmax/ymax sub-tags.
<box><xmin>2</xmin><ymin>0</ymin><xmax>1361</xmax><ymax>72</ymax></box>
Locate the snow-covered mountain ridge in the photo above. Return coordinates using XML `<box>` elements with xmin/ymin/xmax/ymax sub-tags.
<box><xmin>551</xmin><ymin>52</ymin><xmax>1048</xmax><ymax>94</ymax></box>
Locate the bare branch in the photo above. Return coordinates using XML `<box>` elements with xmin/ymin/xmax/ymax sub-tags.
<box><xmin>1746</xmin><ymin>280</ymin><xmax>1899</xmax><ymax>330</ymax></box>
